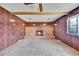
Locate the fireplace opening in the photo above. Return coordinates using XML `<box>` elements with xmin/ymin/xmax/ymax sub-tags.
<box><xmin>36</xmin><ymin>30</ymin><xmax>43</xmax><ymax>36</ymax></box>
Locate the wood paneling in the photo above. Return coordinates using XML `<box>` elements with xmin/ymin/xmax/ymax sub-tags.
<box><xmin>11</xmin><ymin>12</ymin><xmax>68</xmax><ymax>15</ymax></box>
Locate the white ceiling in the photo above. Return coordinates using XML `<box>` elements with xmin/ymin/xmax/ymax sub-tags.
<box><xmin>16</xmin><ymin>15</ymin><xmax>64</xmax><ymax>22</ymax></box>
<box><xmin>0</xmin><ymin>3</ymin><xmax>79</xmax><ymax>22</ymax></box>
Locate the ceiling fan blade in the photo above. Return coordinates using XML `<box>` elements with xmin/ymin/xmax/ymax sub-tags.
<box><xmin>39</xmin><ymin>3</ymin><xmax>43</xmax><ymax>12</ymax></box>
<box><xmin>24</xmin><ymin>3</ymin><xmax>34</xmax><ymax>5</ymax></box>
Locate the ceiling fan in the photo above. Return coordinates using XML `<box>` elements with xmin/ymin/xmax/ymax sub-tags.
<box><xmin>11</xmin><ymin>3</ymin><xmax>68</xmax><ymax>15</ymax></box>
<box><xmin>24</xmin><ymin>3</ymin><xmax>43</xmax><ymax>12</ymax></box>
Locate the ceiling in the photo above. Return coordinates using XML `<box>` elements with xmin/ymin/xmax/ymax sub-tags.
<box><xmin>0</xmin><ymin>3</ymin><xmax>79</xmax><ymax>22</ymax></box>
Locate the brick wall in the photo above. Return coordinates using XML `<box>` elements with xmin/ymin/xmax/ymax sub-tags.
<box><xmin>25</xmin><ymin>23</ymin><xmax>54</xmax><ymax>36</ymax></box>
<box><xmin>0</xmin><ymin>6</ymin><xmax>25</xmax><ymax>50</ymax></box>
<box><xmin>54</xmin><ymin>7</ymin><xmax>79</xmax><ymax>50</ymax></box>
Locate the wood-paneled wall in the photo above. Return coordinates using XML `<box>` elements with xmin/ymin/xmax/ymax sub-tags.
<box><xmin>53</xmin><ymin>7</ymin><xmax>79</xmax><ymax>50</ymax></box>
<box><xmin>0</xmin><ymin>6</ymin><xmax>25</xmax><ymax>50</ymax></box>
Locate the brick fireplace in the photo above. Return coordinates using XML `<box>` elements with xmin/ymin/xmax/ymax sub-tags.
<box><xmin>36</xmin><ymin>30</ymin><xmax>43</xmax><ymax>36</ymax></box>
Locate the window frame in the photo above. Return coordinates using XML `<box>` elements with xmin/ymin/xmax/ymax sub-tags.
<box><xmin>67</xmin><ymin>14</ymin><xmax>79</xmax><ymax>36</ymax></box>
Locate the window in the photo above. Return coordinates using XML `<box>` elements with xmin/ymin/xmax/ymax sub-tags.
<box><xmin>67</xmin><ymin>14</ymin><xmax>79</xmax><ymax>36</ymax></box>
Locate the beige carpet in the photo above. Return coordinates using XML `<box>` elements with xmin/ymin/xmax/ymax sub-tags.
<box><xmin>0</xmin><ymin>36</ymin><xmax>79</xmax><ymax>56</ymax></box>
